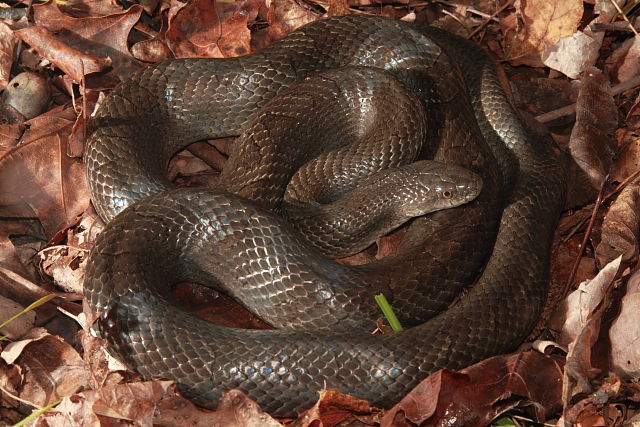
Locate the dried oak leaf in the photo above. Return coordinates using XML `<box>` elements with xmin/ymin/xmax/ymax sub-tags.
<box><xmin>15</xmin><ymin>26</ymin><xmax>112</xmax><ymax>83</ymax></box>
<box><xmin>609</xmin><ymin>268</ymin><xmax>640</xmax><ymax>378</ymax></box>
<box><xmin>541</xmin><ymin>0</ymin><xmax>621</xmax><ymax>79</ymax></box>
<box><xmin>253</xmin><ymin>0</ymin><xmax>319</xmax><ymax>49</ymax></box>
<box><xmin>503</xmin><ymin>0</ymin><xmax>583</xmax><ymax>67</ymax></box>
<box><xmin>0</xmin><ymin>105</ymin><xmax>90</xmax><ymax>238</ymax></box>
<box><xmin>165</xmin><ymin>0</ymin><xmax>262</xmax><ymax>58</ymax></box>
<box><xmin>380</xmin><ymin>351</ymin><xmax>563</xmax><ymax>427</ymax></box>
<box><xmin>39</xmin><ymin>380</ymin><xmax>174</xmax><ymax>426</ymax></box>
<box><xmin>1</xmin><ymin>327</ymin><xmax>91</xmax><ymax>407</ymax></box>
<box><xmin>596</xmin><ymin>182</ymin><xmax>640</xmax><ymax>264</ymax></box>
<box><xmin>0</xmin><ymin>294</ymin><xmax>35</xmax><ymax>339</ymax></box>
<box><xmin>293</xmin><ymin>388</ymin><xmax>377</xmax><ymax>427</ymax></box>
<box><xmin>0</xmin><ymin>22</ymin><xmax>17</xmax><ymax>91</ymax></box>
<box><xmin>549</xmin><ymin>257</ymin><xmax>623</xmax><ymax>404</ymax></box>
<box><xmin>31</xmin><ymin>0</ymin><xmax>143</xmax><ymax>80</ymax></box>
<box><xmin>131</xmin><ymin>10</ymin><xmax>174</xmax><ymax>63</ymax></box>
<box><xmin>606</xmin><ymin>35</ymin><xmax>640</xmax><ymax>84</ymax></box>
<box><xmin>155</xmin><ymin>389</ymin><xmax>282</xmax><ymax>426</ymax></box>
<box><xmin>569</xmin><ymin>67</ymin><xmax>617</xmax><ymax>191</ymax></box>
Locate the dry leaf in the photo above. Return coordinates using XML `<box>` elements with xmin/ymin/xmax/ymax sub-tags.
<box><xmin>16</xmin><ymin>26</ymin><xmax>112</xmax><ymax>83</ymax></box>
<box><xmin>131</xmin><ymin>10</ymin><xmax>173</xmax><ymax>63</ymax></box>
<box><xmin>542</xmin><ymin>30</ymin><xmax>602</xmax><ymax>79</ymax></box>
<box><xmin>610</xmin><ymin>268</ymin><xmax>640</xmax><ymax>378</ymax></box>
<box><xmin>607</xmin><ymin>35</ymin><xmax>640</xmax><ymax>84</ymax></box>
<box><xmin>156</xmin><ymin>389</ymin><xmax>282</xmax><ymax>426</ymax></box>
<box><xmin>549</xmin><ymin>256</ymin><xmax>622</xmax><ymax>407</ymax></box>
<box><xmin>0</xmin><ymin>294</ymin><xmax>35</xmax><ymax>339</ymax></box>
<box><xmin>504</xmin><ymin>0</ymin><xmax>583</xmax><ymax>67</ymax></box>
<box><xmin>41</xmin><ymin>380</ymin><xmax>174</xmax><ymax>426</ymax></box>
<box><xmin>32</xmin><ymin>1</ymin><xmax>143</xmax><ymax>79</ymax></box>
<box><xmin>596</xmin><ymin>182</ymin><xmax>640</xmax><ymax>264</ymax></box>
<box><xmin>0</xmin><ymin>105</ymin><xmax>89</xmax><ymax>238</ymax></box>
<box><xmin>0</xmin><ymin>22</ymin><xmax>17</xmax><ymax>91</ymax></box>
<box><xmin>380</xmin><ymin>351</ymin><xmax>563</xmax><ymax>426</ymax></box>
<box><xmin>568</xmin><ymin>67</ymin><xmax>617</xmax><ymax>191</ymax></box>
<box><xmin>165</xmin><ymin>0</ymin><xmax>262</xmax><ymax>58</ymax></box>
<box><xmin>293</xmin><ymin>388</ymin><xmax>377</xmax><ymax>427</ymax></box>
<box><xmin>2</xmin><ymin>328</ymin><xmax>91</xmax><ymax>407</ymax></box>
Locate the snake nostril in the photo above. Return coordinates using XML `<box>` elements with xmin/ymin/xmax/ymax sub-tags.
<box><xmin>441</xmin><ymin>190</ymin><xmax>453</xmax><ymax>199</ymax></box>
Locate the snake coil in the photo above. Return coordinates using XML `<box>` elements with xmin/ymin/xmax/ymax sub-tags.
<box><xmin>83</xmin><ymin>15</ymin><xmax>565</xmax><ymax>415</ymax></box>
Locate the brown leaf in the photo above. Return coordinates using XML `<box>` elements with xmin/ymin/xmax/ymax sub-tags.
<box><xmin>0</xmin><ymin>105</ymin><xmax>90</xmax><ymax>238</ymax></box>
<box><xmin>596</xmin><ymin>182</ymin><xmax>640</xmax><ymax>264</ymax></box>
<box><xmin>2</xmin><ymin>328</ymin><xmax>91</xmax><ymax>407</ymax></box>
<box><xmin>131</xmin><ymin>10</ymin><xmax>174</xmax><ymax>63</ymax></box>
<box><xmin>294</xmin><ymin>388</ymin><xmax>377</xmax><ymax>427</ymax></box>
<box><xmin>606</xmin><ymin>35</ymin><xmax>640</xmax><ymax>84</ymax></box>
<box><xmin>165</xmin><ymin>0</ymin><xmax>262</xmax><ymax>58</ymax></box>
<box><xmin>549</xmin><ymin>257</ymin><xmax>622</xmax><ymax>410</ymax></box>
<box><xmin>0</xmin><ymin>22</ymin><xmax>17</xmax><ymax>91</ymax></box>
<box><xmin>569</xmin><ymin>67</ymin><xmax>617</xmax><ymax>191</ymax></box>
<box><xmin>155</xmin><ymin>389</ymin><xmax>282</xmax><ymax>426</ymax></box>
<box><xmin>503</xmin><ymin>0</ymin><xmax>583</xmax><ymax>67</ymax></box>
<box><xmin>380</xmin><ymin>351</ymin><xmax>563</xmax><ymax>427</ymax></box>
<box><xmin>0</xmin><ymin>294</ymin><xmax>36</xmax><ymax>339</ymax></box>
<box><xmin>610</xmin><ymin>268</ymin><xmax>640</xmax><ymax>378</ymax></box>
<box><xmin>39</xmin><ymin>380</ymin><xmax>173</xmax><ymax>425</ymax></box>
<box><xmin>16</xmin><ymin>26</ymin><xmax>112</xmax><ymax>83</ymax></box>
<box><xmin>262</xmin><ymin>0</ymin><xmax>319</xmax><ymax>41</ymax></box>
<box><xmin>31</xmin><ymin>1</ymin><xmax>143</xmax><ymax>80</ymax></box>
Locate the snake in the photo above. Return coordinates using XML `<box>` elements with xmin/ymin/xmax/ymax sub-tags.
<box><xmin>82</xmin><ymin>15</ymin><xmax>565</xmax><ymax>416</ymax></box>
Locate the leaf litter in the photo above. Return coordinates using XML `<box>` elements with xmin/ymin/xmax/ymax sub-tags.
<box><xmin>0</xmin><ymin>0</ymin><xmax>640</xmax><ymax>425</ymax></box>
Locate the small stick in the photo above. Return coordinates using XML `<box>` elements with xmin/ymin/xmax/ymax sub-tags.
<box><xmin>536</xmin><ymin>75</ymin><xmax>640</xmax><ymax>123</ymax></box>
<box><xmin>564</xmin><ymin>176</ymin><xmax>608</xmax><ymax>296</ymax></box>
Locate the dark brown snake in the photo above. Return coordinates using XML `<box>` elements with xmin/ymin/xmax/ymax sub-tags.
<box><xmin>83</xmin><ymin>15</ymin><xmax>565</xmax><ymax>416</ymax></box>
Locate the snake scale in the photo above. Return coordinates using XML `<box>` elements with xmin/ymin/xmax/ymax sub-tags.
<box><xmin>83</xmin><ymin>15</ymin><xmax>565</xmax><ymax>415</ymax></box>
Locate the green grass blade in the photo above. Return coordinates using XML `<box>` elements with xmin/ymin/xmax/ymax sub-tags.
<box><xmin>374</xmin><ymin>293</ymin><xmax>404</xmax><ymax>332</ymax></box>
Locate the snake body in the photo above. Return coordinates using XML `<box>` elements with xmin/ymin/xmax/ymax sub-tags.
<box><xmin>83</xmin><ymin>15</ymin><xmax>565</xmax><ymax>415</ymax></box>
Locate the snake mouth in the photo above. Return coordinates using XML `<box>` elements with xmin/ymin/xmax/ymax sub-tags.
<box><xmin>461</xmin><ymin>173</ymin><xmax>484</xmax><ymax>202</ymax></box>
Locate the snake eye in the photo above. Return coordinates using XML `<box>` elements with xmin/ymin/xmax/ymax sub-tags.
<box><xmin>441</xmin><ymin>190</ymin><xmax>453</xmax><ymax>199</ymax></box>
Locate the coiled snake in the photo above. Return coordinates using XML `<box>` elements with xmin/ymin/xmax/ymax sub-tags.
<box><xmin>83</xmin><ymin>15</ymin><xmax>565</xmax><ymax>415</ymax></box>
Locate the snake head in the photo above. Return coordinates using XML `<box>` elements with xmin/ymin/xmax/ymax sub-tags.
<box><xmin>399</xmin><ymin>160</ymin><xmax>483</xmax><ymax>217</ymax></box>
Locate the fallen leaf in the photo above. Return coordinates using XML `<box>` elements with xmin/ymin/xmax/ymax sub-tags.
<box><xmin>294</xmin><ymin>388</ymin><xmax>377</xmax><ymax>427</ymax></box>
<box><xmin>568</xmin><ymin>67</ymin><xmax>617</xmax><ymax>191</ymax></box>
<box><xmin>131</xmin><ymin>10</ymin><xmax>174</xmax><ymax>63</ymax></box>
<box><xmin>165</xmin><ymin>0</ymin><xmax>262</xmax><ymax>58</ymax></box>
<box><xmin>0</xmin><ymin>105</ymin><xmax>89</xmax><ymax>238</ymax></box>
<box><xmin>596</xmin><ymin>182</ymin><xmax>640</xmax><ymax>264</ymax></box>
<box><xmin>32</xmin><ymin>1</ymin><xmax>143</xmax><ymax>79</ymax></box>
<box><xmin>0</xmin><ymin>22</ymin><xmax>17</xmax><ymax>91</ymax></box>
<box><xmin>15</xmin><ymin>26</ymin><xmax>112</xmax><ymax>83</ymax></box>
<box><xmin>504</xmin><ymin>0</ymin><xmax>583</xmax><ymax>67</ymax></box>
<box><xmin>40</xmin><ymin>380</ymin><xmax>174</xmax><ymax>426</ymax></box>
<box><xmin>607</xmin><ymin>35</ymin><xmax>640</xmax><ymax>84</ymax></box>
<box><xmin>380</xmin><ymin>351</ymin><xmax>563</xmax><ymax>427</ymax></box>
<box><xmin>542</xmin><ymin>30</ymin><xmax>602</xmax><ymax>79</ymax></box>
<box><xmin>609</xmin><ymin>268</ymin><xmax>640</xmax><ymax>378</ymax></box>
<box><xmin>0</xmin><ymin>294</ymin><xmax>36</xmax><ymax>339</ymax></box>
<box><xmin>156</xmin><ymin>389</ymin><xmax>282</xmax><ymax>426</ymax></box>
<box><xmin>2</xmin><ymin>328</ymin><xmax>90</xmax><ymax>407</ymax></box>
<box><xmin>254</xmin><ymin>0</ymin><xmax>319</xmax><ymax>49</ymax></box>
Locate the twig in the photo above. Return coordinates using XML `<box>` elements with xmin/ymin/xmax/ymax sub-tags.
<box><xmin>468</xmin><ymin>0</ymin><xmax>513</xmax><ymax>39</ymax></box>
<box><xmin>560</xmin><ymin>166</ymin><xmax>640</xmax><ymax>244</ymax></box>
<box><xmin>564</xmin><ymin>176</ymin><xmax>608</xmax><ymax>296</ymax></box>
<box><xmin>609</xmin><ymin>0</ymin><xmax>639</xmax><ymax>36</ymax></box>
<box><xmin>536</xmin><ymin>73</ymin><xmax>640</xmax><ymax>123</ymax></box>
